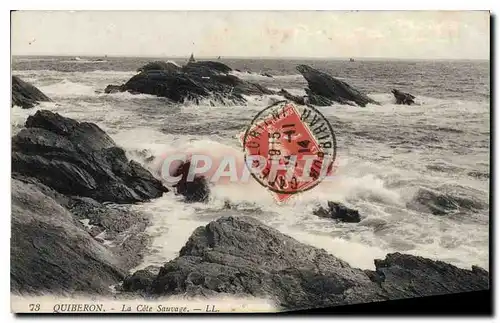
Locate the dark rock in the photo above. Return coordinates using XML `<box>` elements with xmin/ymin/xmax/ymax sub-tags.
<box><xmin>104</xmin><ymin>84</ymin><xmax>125</xmax><ymax>94</ymax></box>
<box><xmin>296</xmin><ymin>65</ymin><xmax>379</xmax><ymax>107</ymax></box>
<box><xmin>123</xmin><ymin>70</ymin><xmax>215</xmax><ymax>103</ymax></box>
<box><xmin>369</xmin><ymin>252</ymin><xmax>489</xmax><ymax>298</ymax></box>
<box><xmin>183</xmin><ymin>61</ymin><xmax>232</xmax><ymax>74</ymax></box>
<box><xmin>407</xmin><ymin>187</ymin><xmax>487</xmax><ymax>216</ymax></box>
<box><xmin>105</xmin><ymin>60</ymin><xmax>274</xmax><ymax>105</ymax></box>
<box><xmin>137</xmin><ymin>61</ymin><xmax>181</xmax><ymax>73</ymax></box>
<box><xmin>277</xmin><ymin>89</ymin><xmax>336</xmax><ymax>107</ymax></box>
<box><xmin>392</xmin><ymin>89</ymin><xmax>416</xmax><ymax>105</ymax></box>
<box><xmin>11</xmin><ymin>76</ymin><xmax>51</xmax><ymax>109</ymax></box>
<box><xmin>11</xmin><ymin>179</ymin><xmax>126</xmax><ymax>295</ymax></box>
<box><xmin>313</xmin><ymin>201</ymin><xmax>361</xmax><ymax>223</ymax></box>
<box><xmin>278</xmin><ymin>89</ymin><xmax>307</xmax><ymax>105</ymax></box>
<box><xmin>144</xmin><ymin>216</ymin><xmax>488</xmax><ymax>310</ymax></box>
<box><xmin>12</xmin><ymin>110</ymin><xmax>168</xmax><ymax>203</ymax></box>
<box><xmin>305</xmin><ymin>88</ymin><xmax>340</xmax><ymax>106</ymax></box>
<box><xmin>172</xmin><ymin>160</ymin><xmax>210</xmax><ymax>203</ymax></box>
<box><xmin>122</xmin><ymin>266</ymin><xmax>161</xmax><ymax>293</ymax></box>
<box><xmin>261</xmin><ymin>72</ymin><xmax>273</xmax><ymax>78</ymax></box>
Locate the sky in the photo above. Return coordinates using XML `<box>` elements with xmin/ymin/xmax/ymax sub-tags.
<box><xmin>11</xmin><ymin>10</ymin><xmax>490</xmax><ymax>59</ymax></box>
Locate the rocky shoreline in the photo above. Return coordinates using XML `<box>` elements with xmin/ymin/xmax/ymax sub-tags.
<box><xmin>102</xmin><ymin>59</ymin><xmax>413</xmax><ymax>107</ymax></box>
<box><xmin>121</xmin><ymin>216</ymin><xmax>488</xmax><ymax>311</ymax></box>
<box><xmin>10</xmin><ymin>60</ymin><xmax>486</xmax><ymax>311</ymax></box>
<box><xmin>12</xmin><ymin>59</ymin><xmax>418</xmax><ymax>109</ymax></box>
<box><xmin>10</xmin><ymin>110</ymin><xmax>489</xmax><ymax>310</ymax></box>
<box><xmin>11</xmin><ymin>110</ymin><xmax>168</xmax><ymax>295</ymax></box>
<box><xmin>11</xmin><ymin>75</ymin><xmax>51</xmax><ymax>109</ymax></box>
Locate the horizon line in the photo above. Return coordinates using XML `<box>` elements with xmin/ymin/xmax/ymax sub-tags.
<box><xmin>11</xmin><ymin>54</ymin><xmax>489</xmax><ymax>61</ymax></box>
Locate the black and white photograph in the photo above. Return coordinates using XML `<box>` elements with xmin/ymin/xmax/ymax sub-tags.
<box><xmin>9</xmin><ymin>9</ymin><xmax>491</xmax><ymax>314</ymax></box>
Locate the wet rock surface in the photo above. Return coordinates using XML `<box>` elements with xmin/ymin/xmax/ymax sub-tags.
<box><xmin>313</xmin><ymin>201</ymin><xmax>362</xmax><ymax>223</ymax></box>
<box><xmin>127</xmin><ymin>216</ymin><xmax>488</xmax><ymax>310</ymax></box>
<box><xmin>296</xmin><ymin>65</ymin><xmax>380</xmax><ymax>107</ymax></box>
<box><xmin>171</xmin><ymin>160</ymin><xmax>210</xmax><ymax>203</ymax></box>
<box><xmin>12</xmin><ymin>110</ymin><xmax>168</xmax><ymax>203</ymax></box>
<box><xmin>12</xmin><ymin>76</ymin><xmax>51</xmax><ymax>109</ymax></box>
<box><xmin>11</xmin><ymin>179</ymin><xmax>126</xmax><ymax>295</ymax></box>
<box><xmin>392</xmin><ymin>89</ymin><xmax>416</xmax><ymax>105</ymax></box>
<box><xmin>10</xmin><ymin>112</ymin><xmax>167</xmax><ymax>295</ymax></box>
<box><xmin>105</xmin><ymin>60</ymin><xmax>274</xmax><ymax>105</ymax></box>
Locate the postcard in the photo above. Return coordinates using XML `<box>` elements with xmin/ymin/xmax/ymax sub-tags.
<box><xmin>10</xmin><ymin>10</ymin><xmax>490</xmax><ymax>314</ymax></box>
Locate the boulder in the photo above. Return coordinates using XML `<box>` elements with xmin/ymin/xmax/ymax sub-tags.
<box><xmin>11</xmin><ymin>179</ymin><xmax>126</xmax><ymax>295</ymax></box>
<box><xmin>171</xmin><ymin>160</ymin><xmax>210</xmax><ymax>203</ymax></box>
<box><xmin>277</xmin><ymin>89</ymin><xmax>307</xmax><ymax>105</ymax></box>
<box><xmin>313</xmin><ymin>201</ymin><xmax>361</xmax><ymax>223</ymax></box>
<box><xmin>104</xmin><ymin>84</ymin><xmax>125</xmax><ymax>94</ymax></box>
<box><xmin>143</xmin><ymin>216</ymin><xmax>488</xmax><ymax>310</ymax></box>
<box><xmin>11</xmin><ymin>110</ymin><xmax>168</xmax><ymax>203</ymax></box>
<box><xmin>11</xmin><ymin>76</ymin><xmax>51</xmax><ymax>109</ymax></box>
<box><xmin>406</xmin><ymin>187</ymin><xmax>487</xmax><ymax>216</ymax></box>
<box><xmin>392</xmin><ymin>89</ymin><xmax>416</xmax><ymax>105</ymax></box>
<box><xmin>122</xmin><ymin>266</ymin><xmax>161</xmax><ymax>293</ymax></box>
<box><xmin>296</xmin><ymin>65</ymin><xmax>379</xmax><ymax>107</ymax></box>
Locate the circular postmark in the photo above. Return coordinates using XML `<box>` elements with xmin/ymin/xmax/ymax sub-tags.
<box><xmin>240</xmin><ymin>100</ymin><xmax>337</xmax><ymax>202</ymax></box>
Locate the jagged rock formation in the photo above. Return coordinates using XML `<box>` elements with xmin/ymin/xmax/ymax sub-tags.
<box><xmin>11</xmin><ymin>110</ymin><xmax>168</xmax><ymax>203</ymax></box>
<box><xmin>123</xmin><ymin>216</ymin><xmax>488</xmax><ymax>310</ymax></box>
<box><xmin>104</xmin><ymin>60</ymin><xmax>274</xmax><ymax>105</ymax></box>
<box><xmin>11</xmin><ymin>178</ymin><xmax>127</xmax><ymax>295</ymax></box>
<box><xmin>392</xmin><ymin>89</ymin><xmax>416</xmax><ymax>105</ymax></box>
<box><xmin>313</xmin><ymin>201</ymin><xmax>361</xmax><ymax>223</ymax></box>
<box><xmin>11</xmin><ymin>76</ymin><xmax>51</xmax><ymax>109</ymax></box>
<box><xmin>11</xmin><ymin>111</ymin><xmax>168</xmax><ymax>295</ymax></box>
<box><xmin>296</xmin><ymin>65</ymin><xmax>380</xmax><ymax>107</ymax></box>
<box><xmin>171</xmin><ymin>160</ymin><xmax>210</xmax><ymax>203</ymax></box>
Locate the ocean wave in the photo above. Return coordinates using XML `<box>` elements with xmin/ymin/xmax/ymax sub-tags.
<box><xmin>38</xmin><ymin>79</ymin><xmax>97</xmax><ymax>97</ymax></box>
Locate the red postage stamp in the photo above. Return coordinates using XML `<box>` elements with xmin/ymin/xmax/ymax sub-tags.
<box><xmin>240</xmin><ymin>100</ymin><xmax>337</xmax><ymax>202</ymax></box>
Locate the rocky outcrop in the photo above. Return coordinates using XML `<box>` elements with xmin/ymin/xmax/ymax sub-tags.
<box><xmin>278</xmin><ymin>88</ymin><xmax>339</xmax><ymax>107</ymax></box>
<box><xmin>296</xmin><ymin>65</ymin><xmax>379</xmax><ymax>107</ymax></box>
<box><xmin>313</xmin><ymin>201</ymin><xmax>361</xmax><ymax>223</ymax></box>
<box><xmin>182</xmin><ymin>61</ymin><xmax>232</xmax><ymax>74</ymax></box>
<box><xmin>11</xmin><ymin>110</ymin><xmax>168</xmax><ymax>203</ymax></box>
<box><xmin>104</xmin><ymin>84</ymin><xmax>125</xmax><ymax>94</ymax></box>
<box><xmin>392</xmin><ymin>89</ymin><xmax>416</xmax><ymax>105</ymax></box>
<box><xmin>11</xmin><ymin>179</ymin><xmax>126</xmax><ymax>295</ymax></box>
<box><xmin>105</xmin><ymin>61</ymin><xmax>274</xmax><ymax>105</ymax></box>
<box><xmin>277</xmin><ymin>89</ymin><xmax>307</xmax><ymax>105</ymax></box>
<box><xmin>137</xmin><ymin>61</ymin><xmax>181</xmax><ymax>73</ymax></box>
<box><xmin>130</xmin><ymin>216</ymin><xmax>488</xmax><ymax>310</ymax></box>
<box><xmin>365</xmin><ymin>253</ymin><xmax>489</xmax><ymax>299</ymax></box>
<box><xmin>171</xmin><ymin>160</ymin><xmax>210</xmax><ymax>203</ymax></box>
<box><xmin>407</xmin><ymin>187</ymin><xmax>487</xmax><ymax>216</ymax></box>
<box><xmin>121</xmin><ymin>266</ymin><xmax>160</xmax><ymax>294</ymax></box>
<box><xmin>11</xmin><ymin>111</ymin><xmax>166</xmax><ymax>295</ymax></box>
<box><xmin>11</xmin><ymin>76</ymin><xmax>51</xmax><ymax>109</ymax></box>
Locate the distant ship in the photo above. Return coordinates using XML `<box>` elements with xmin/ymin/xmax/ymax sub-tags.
<box><xmin>349</xmin><ymin>58</ymin><xmax>355</xmax><ymax>62</ymax></box>
<box><xmin>188</xmin><ymin>53</ymin><xmax>196</xmax><ymax>63</ymax></box>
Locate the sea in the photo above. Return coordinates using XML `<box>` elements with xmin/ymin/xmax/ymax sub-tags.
<box><xmin>11</xmin><ymin>56</ymin><xmax>490</xmax><ymax>272</ymax></box>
